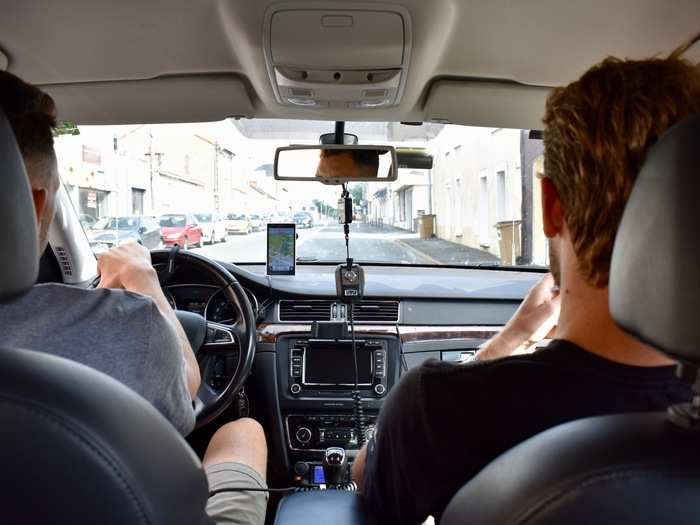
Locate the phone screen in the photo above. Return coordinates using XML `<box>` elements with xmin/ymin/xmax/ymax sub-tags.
<box><xmin>267</xmin><ymin>223</ymin><xmax>296</xmax><ymax>275</ymax></box>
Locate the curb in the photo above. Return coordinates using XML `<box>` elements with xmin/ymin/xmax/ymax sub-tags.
<box><xmin>395</xmin><ymin>238</ymin><xmax>443</xmax><ymax>265</ymax></box>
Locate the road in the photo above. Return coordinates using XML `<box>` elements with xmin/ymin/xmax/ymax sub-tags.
<box><xmin>192</xmin><ymin>223</ymin><xmax>433</xmax><ymax>264</ymax></box>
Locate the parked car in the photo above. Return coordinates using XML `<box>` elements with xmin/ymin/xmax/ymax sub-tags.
<box><xmin>88</xmin><ymin>216</ymin><xmax>162</xmax><ymax>254</ymax></box>
<box><xmin>78</xmin><ymin>214</ymin><xmax>97</xmax><ymax>231</ymax></box>
<box><xmin>159</xmin><ymin>213</ymin><xmax>203</xmax><ymax>249</ymax></box>
<box><xmin>225</xmin><ymin>213</ymin><xmax>251</xmax><ymax>234</ymax></box>
<box><xmin>194</xmin><ymin>212</ymin><xmax>227</xmax><ymax>244</ymax></box>
<box><xmin>248</xmin><ymin>214</ymin><xmax>263</xmax><ymax>232</ymax></box>
<box><xmin>293</xmin><ymin>211</ymin><xmax>314</xmax><ymax>229</ymax></box>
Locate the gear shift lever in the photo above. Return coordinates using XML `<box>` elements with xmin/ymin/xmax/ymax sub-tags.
<box><xmin>322</xmin><ymin>447</ymin><xmax>348</xmax><ymax>487</ymax></box>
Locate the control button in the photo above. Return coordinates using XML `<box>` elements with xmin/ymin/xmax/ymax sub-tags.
<box><xmin>290</xmin><ymin>383</ymin><xmax>302</xmax><ymax>395</ymax></box>
<box><xmin>374</xmin><ymin>384</ymin><xmax>386</xmax><ymax>396</ymax></box>
<box><xmin>295</xmin><ymin>427</ymin><xmax>312</xmax><ymax>444</ymax></box>
<box><xmin>206</xmin><ymin>327</ymin><xmax>234</xmax><ymax>344</ymax></box>
<box><xmin>293</xmin><ymin>461</ymin><xmax>309</xmax><ymax>476</ymax></box>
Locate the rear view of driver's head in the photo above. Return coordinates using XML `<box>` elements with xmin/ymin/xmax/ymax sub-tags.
<box><xmin>0</xmin><ymin>71</ymin><xmax>59</xmax><ymax>253</ymax></box>
<box><xmin>542</xmin><ymin>34</ymin><xmax>700</xmax><ymax>288</ymax></box>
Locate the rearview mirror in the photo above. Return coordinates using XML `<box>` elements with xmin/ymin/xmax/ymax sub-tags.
<box><xmin>274</xmin><ymin>145</ymin><xmax>398</xmax><ymax>185</ymax></box>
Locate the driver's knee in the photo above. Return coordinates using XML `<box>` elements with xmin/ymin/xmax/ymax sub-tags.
<box><xmin>203</xmin><ymin>418</ymin><xmax>268</xmax><ymax>480</ymax></box>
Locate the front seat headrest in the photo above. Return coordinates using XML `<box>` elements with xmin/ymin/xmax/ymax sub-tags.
<box><xmin>610</xmin><ymin>115</ymin><xmax>700</xmax><ymax>366</ymax></box>
<box><xmin>0</xmin><ymin>108</ymin><xmax>39</xmax><ymax>301</ymax></box>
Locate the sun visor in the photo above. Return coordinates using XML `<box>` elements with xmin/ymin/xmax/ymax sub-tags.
<box><xmin>41</xmin><ymin>74</ymin><xmax>254</xmax><ymax>125</ymax></box>
<box><xmin>424</xmin><ymin>80</ymin><xmax>550</xmax><ymax>131</ymax></box>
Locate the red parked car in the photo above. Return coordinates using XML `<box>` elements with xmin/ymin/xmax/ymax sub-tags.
<box><xmin>159</xmin><ymin>213</ymin><xmax>203</xmax><ymax>249</ymax></box>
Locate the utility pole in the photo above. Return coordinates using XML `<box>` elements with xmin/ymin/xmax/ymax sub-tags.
<box><xmin>148</xmin><ymin>127</ymin><xmax>155</xmax><ymax>212</ymax></box>
<box><xmin>213</xmin><ymin>142</ymin><xmax>220</xmax><ymax>214</ymax></box>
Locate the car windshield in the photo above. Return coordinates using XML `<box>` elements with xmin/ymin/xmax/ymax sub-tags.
<box><xmin>93</xmin><ymin>217</ymin><xmax>139</xmax><ymax>230</ymax></box>
<box><xmin>56</xmin><ymin>119</ymin><xmax>548</xmax><ymax>267</ymax></box>
<box><xmin>160</xmin><ymin>215</ymin><xmax>187</xmax><ymax>227</ymax></box>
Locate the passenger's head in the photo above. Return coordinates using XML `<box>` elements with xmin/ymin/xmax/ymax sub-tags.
<box><xmin>542</xmin><ymin>35</ymin><xmax>700</xmax><ymax>288</ymax></box>
<box><xmin>0</xmin><ymin>71</ymin><xmax>59</xmax><ymax>253</ymax></box>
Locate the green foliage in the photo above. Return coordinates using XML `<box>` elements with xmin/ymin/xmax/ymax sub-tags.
<box><xmin>53</xmin><ymin>121</ymin><xmax>80</xmax><ymax>137</ymax></box>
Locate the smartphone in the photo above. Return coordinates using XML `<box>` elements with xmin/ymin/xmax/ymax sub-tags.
<box><xmin>267</xmin><ymin>223</ymin><xmax>296</xmax><ymax>275</ymax></box>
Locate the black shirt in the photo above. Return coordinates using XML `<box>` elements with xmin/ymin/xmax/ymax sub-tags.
<box><xmin>361</xmin><ymin>340</ymin><xmax>691</xmax><ymax>524</ymax></box>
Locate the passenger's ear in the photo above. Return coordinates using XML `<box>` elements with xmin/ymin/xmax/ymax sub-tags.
<box><xmin>541</xmin><ymin>178</ymin><xmax>564</xmax><ymax>238</ymax></box>
<box><xmin>32</xmin><ymin>188</ymin><xmax>47</xmax><ymax>224</ymax></box>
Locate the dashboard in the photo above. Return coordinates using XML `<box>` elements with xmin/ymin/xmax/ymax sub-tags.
<box><xmin>160</xmin><ymin>259</ymin><xmax>543</xmax><ymax>487</ymax></box>
<box><xmin>163</xmin><ymin>283</ymin><xmax>260</xmax><ymax>324</ymax></box>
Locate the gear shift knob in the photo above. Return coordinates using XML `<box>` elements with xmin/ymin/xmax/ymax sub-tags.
<box><xmin>322</xmin><ymin>447</ymin><xmax>348</xmax><ymax>486</ymax></box>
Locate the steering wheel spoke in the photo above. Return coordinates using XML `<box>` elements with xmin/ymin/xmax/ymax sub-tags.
<box><xmin>203</xmin><ymin>321</ymin><xmax>240</xmax><ymax>352</ymax></box>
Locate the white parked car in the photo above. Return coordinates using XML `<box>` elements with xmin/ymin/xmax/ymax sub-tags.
<box><xmin>194</xmin><ymin>213</ymin><xmax>227</xmax><ymax>244</ymax></box>
<box><xmin>248</xmin><ymin>214</ymin><xmax>264</xmax><ymax>232</ymax></box>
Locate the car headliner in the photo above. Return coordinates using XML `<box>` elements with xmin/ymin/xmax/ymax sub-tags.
<box><xmin>1</xmin><ymin>0</ymin><xmax>698</xmax><ymax>129</ymax></box>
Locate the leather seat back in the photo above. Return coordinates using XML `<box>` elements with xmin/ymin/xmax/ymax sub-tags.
<box><xmin>0</xmin><ymin>106</ymin><xmax>212</xmax><ymax>523</ymax></box>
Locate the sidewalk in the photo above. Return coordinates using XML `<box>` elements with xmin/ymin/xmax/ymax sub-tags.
<box><xmin>400</xmin><ymin>237</ymin><xmax>500</xmax><ymax>266</ymax></box>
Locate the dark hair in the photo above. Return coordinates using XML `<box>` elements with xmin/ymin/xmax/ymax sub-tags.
<box><xmin>542</xmin><ymin>34</ymin><xmax>700</xmax><ymax>287</ymax></box>
<box><xmin>0</xmin><ymin>71</ymin><xmax>57</xmax><ymax>170</ymax></box>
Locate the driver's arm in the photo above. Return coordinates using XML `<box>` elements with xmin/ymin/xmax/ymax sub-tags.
<box><xmin>97</xmin><ymin>243</ymin><xmax>201</xmax><ymax>398</ymax></box>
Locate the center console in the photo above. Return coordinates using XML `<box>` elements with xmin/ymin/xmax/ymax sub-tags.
<box><xmin>276</xmin><ymin>329</ymin><xmax>400</xmax><ymax>485</ymax></box>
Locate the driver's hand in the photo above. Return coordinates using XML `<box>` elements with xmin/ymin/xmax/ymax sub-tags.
<box><xmin>97</xmin><ymin>242</ymin><xmax>158</xmax><ymax>292</ymax></box>
<box><xmin>475</xmin><ymin>274</ymin><xmax>560</xmax><ymax>361</ymax></box>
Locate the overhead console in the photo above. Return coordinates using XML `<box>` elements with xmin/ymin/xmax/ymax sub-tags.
<box><xmin>263</xmin><ymin>2</ymin><xmax>412</xmax><ymax>109</ymax></box>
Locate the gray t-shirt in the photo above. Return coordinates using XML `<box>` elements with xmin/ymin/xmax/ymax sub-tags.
<box><xmin>0</xmin><ymin>283</ymin><xmax>195</xmax><ymax>435</ymax></box>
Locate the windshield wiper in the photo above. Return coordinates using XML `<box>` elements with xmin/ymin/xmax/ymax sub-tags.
<box><xmin>296</xmin><ymin>256</ymin><xmax>319</xmax><ymax>263</ymax></box>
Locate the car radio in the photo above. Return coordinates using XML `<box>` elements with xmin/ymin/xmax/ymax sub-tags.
<box><xmin>288</xmin><ymin>338</ymin><xmax>388</xmax><ymax>398</ymax></box>
<box><xmin>286</xmin><ymin>413</ymin><xmax>377</xmax><ymax>451</ymax></box>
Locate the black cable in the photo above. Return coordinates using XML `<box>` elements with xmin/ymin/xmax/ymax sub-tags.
<box><xmin>208</xmin><ymin>482</ymin><xmax>357</xmax><ymax>498</ymax></box>
<box><xmin>208</xmin><ymin>486</ymin><xmax>317</xmax><ymax>497</ymax></box>
<box><xmin>349</xmin><ymin>302</ymin><xmax>366</xmax><ymax>447</ymax></box>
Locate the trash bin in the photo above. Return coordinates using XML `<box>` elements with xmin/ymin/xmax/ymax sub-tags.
<box><xmin>419</xmin><ymin>214</ymin><xmax>435</xmax><ymax>239</ymax></box>
<box><xmin>496</xmin><ymin>220</ymin><xmax>522</xmax><ymax>265</ymax></box>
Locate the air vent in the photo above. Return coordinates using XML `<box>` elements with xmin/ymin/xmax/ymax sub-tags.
<box><xmin>53</xmin><ymin>246</ymin><xmax>73</xmax><ymax>277</ymax></box>
<box><xmin>279</xmin><ymin>300</ymin><xmax>332</xmax><ymax>322</ymax></box>
<box><xmin>352</xmin><ymin>301</ymin><xmax>399</xmax><ymax>323</ymax></box>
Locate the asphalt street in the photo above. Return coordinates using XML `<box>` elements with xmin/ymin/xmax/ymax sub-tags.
<box><xmin>192</xmin><ymin>223</ymin><xmax>433</xmax><ymax>264</ymax></box>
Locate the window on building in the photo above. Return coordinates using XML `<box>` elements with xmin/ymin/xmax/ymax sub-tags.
<box><xmin>496</xmin><ymin>170</ymin><xmax>506</xmax><ymax>219</ymax></box>
<box><xmin>479</xmin><ymin>172</ymin><xmax>489</xmax><ymax>244</ymax></box>
<box><xmin>78</xmin><ymin>188</ymin><xmax>110</xmax><ymax>219</ymax></box>
<box><xmin>132</xmin><ymin>188</ymin><xmax>145</xmax><ymax>215</ymax></box>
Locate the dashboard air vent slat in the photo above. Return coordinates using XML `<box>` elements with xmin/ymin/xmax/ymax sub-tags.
<box><xmin>279</xmin><ymin>300</ymin><xmax>332</xmax><ymax>322</ymax></box>
<box><xmin>352</xmin><ymin>300</ymin><xmax>399</xmax><ymax>323</ymax></box>
<box><xmin>53</xmin><ymin>246</ymin><xmax>74</xmax><ymax>277</ymax></box>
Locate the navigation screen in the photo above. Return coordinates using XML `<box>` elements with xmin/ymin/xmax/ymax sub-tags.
<box><xmin>304</xmin><ymin>341</ymin><xmax>373</xmax><ymax>385</ymax></box>
<box><xmin>267</xmin><ymin>223</ymin><xmax>295</xmax><ymax>275</ymax></box>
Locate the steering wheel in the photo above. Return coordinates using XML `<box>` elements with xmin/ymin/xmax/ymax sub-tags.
<box><xmin>150</xmin><ymin>249</ymin><xmax>256</xmax><ymax>428</ymax></box>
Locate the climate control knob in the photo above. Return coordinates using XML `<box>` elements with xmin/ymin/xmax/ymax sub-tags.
<box><xmin>290</xmin><ymin>383</ymin><xmax>301</xmax><ymax>395</ymax></box>
<box><xmin>374</xmin><ymin>384</ymin><xmax>386</xmax><ymax>396</ymax></box>
<box><xmin>295</xmin><ymin>426</ymin><xmax>312</xmax><ymax>444</ymax></box>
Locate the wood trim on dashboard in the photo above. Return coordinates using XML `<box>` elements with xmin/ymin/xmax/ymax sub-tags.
<box><xmin>256</xmin><ymin>324</ymin><xmax>500</xmax><ymax>343</ymax></box>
